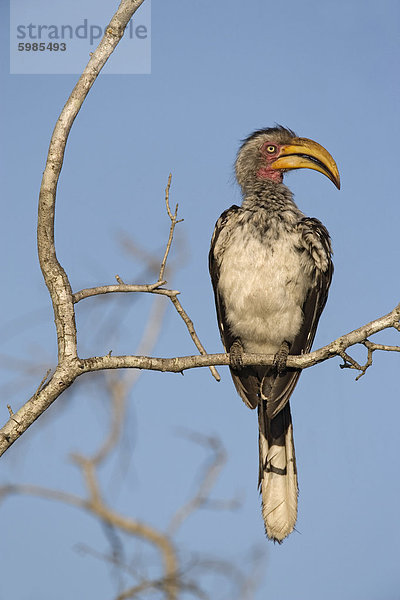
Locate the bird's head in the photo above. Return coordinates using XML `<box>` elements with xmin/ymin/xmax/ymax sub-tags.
<box><xmin>235</xmin><ymin>126</ymin><xmax>340</xmax><ymax>192</ymax></box>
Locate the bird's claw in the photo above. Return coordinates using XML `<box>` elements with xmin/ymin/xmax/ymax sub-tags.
<box><xmin>230</xmin><ymin>340</ymin><xmax>244</xmax><ymax>371</ymax></box>
<box><xmin>273</xmin><ymin>341</ymin><xmax>290</xmax><ymax>375</ymax></box>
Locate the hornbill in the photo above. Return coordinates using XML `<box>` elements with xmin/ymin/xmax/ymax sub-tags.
<box><xmin>209</xmin><ymin>126</ymin><xmax>340</xmax><ymax>542</ymax></box>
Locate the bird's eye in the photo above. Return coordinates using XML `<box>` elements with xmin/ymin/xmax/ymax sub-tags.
<box><xmin>266</xmin><ymin>145</ymin><xmax>277</xmax><ymax>154</ymax></box>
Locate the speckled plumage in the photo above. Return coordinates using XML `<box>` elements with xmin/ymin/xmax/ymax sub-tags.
<box><xmin>209</xmin><ymin>127</ymin><xmax>333</xmax><ymax>542</ymax></box>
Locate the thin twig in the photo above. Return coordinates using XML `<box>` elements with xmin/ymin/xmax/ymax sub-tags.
<box><xmin>33</xmin><ymin>368</ymin><xmax>52</xmax><ymax>397</ymax></box>
<box><xmin>0</xmin><ymin>483</ymin><xmax>87</xmax><ymax>509</ymax></box>
<box><xmin>73</xmin><ymin>281</ymin><xmax>168</xmax><ymax>303</ymax></box>
<box><xmin>338</xmin><ymin>350</ymin><xmax>363</xmax><ymax>372</ymax></box>
<box><xmin>169</xmin><ymin>294</ymin><xmax>221</xmax><ymax>382</ymax></box>
<box><xmin>362</xmin><ymin>340</ymin><xmax>400</xmax><ymax>353</ymax></box>
<box><xmin>159</xmin><ymin>174</ymin><xmax>183</xmax><ymax>282</ymax></box>
<box><xmin>353</xmin><ymin>339</ymin><xmax>400</xmax><ymax>381</ymax></box>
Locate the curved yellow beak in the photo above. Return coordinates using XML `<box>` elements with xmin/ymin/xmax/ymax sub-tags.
<box><xmin>270</xmin><ymin>137</ymin><xmax>340</xmax><ymax>189</ymax></box>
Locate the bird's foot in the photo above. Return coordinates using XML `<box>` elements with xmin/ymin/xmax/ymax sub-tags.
<box><xmin>273</xmin><ymin>341</ymin><xmax>290</xmax><ymax>375</ymax></box>
<box><xmin>229</xmin><ymin>340</ymin><xmax>244</xmax><ymax>371</ymax></box>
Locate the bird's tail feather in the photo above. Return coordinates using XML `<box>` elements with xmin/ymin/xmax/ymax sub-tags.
<box><xmin>258</xmin><ymin>400</ymin><xmax>298</xmax><ymax>542</ymax></box>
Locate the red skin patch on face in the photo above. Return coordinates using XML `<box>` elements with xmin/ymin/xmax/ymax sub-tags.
<box><xmin>257</xmin><ymin>142</ymin><xmax>284</xmax><ymax>183</ymax></box>
<box><xmin>256</xmin><ymin>166</ymin><xmax>283</xmax><ymax>183</ymax></box>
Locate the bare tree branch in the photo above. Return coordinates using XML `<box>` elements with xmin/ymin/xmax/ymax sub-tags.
<box><xmin>79</xmin><ymin>300</ymin><xmax>400</xmax><ymax>373</ymax></box>
<box><xmin>159</xmin><ymin>174</ymin><xmax>182</xmax><ymax>281</ymax></box>
<box><xmin>73</xmin><ymin>281</ymin><xmax>169</xmax><ymax>303</ymax></box>
<box><xmin>0</xmin><ymin>306</ymin><xmax>236</xmax><ymax>600</ymax></box>
<box><xmin>37</xmin><ymin>0</ymin><xmax>146</xmax><ymax>364</ymax></box>
<box><xmin>71</xmin><ymin>175</ymin><xmax>221</xmax><ymax>382</ymax></box>
<box><xmin>1</xmin><ymin>302</ymin><xmax>399</xmax><ymax>457</ymax></box>
<box><xmin>352</xmin><ymin>339</ymin><xmax>400</xmax><ymax>381</ymax></box>
<box><xmin>73</xmin><ymin>278</ymin><xmax>221</xmax><ymax>381</ymax></box>
<box><xmin>0</xmin><ymin>475</ymin><xmax>179</xmax><ymax>600</ymax></box>
<box><xmin>0</xmin><ymin>431</ymin><xmax>250</xmax><ymax>600</ymax></box>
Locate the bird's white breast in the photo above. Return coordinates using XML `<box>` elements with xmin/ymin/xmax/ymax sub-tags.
<box><xmin>217</xmin><ymin>221</ymin><xmax>313</xmax><ymax>354</ymax></box>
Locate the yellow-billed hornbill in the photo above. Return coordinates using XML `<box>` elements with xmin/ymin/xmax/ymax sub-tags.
<box><xmin>209</xmin><ymin>126</ymin><xmax>340</xmax><ymax>542</ymax></box>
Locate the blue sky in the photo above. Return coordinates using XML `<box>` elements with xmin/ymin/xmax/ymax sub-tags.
<box><xmin>1</xmin><ymin>1</ymin><xmax>399</xmax><ymax>599</ymax></box>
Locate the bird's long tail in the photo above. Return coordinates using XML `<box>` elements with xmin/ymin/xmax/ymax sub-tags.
<box><xmin>258</xmin><ymin>400</ymin><xmax>298</xmax><ymax>542</ymax></box>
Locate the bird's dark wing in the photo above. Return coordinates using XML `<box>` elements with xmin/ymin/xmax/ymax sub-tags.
<box><xmin>209</xmin><ymin>205</ymin><xmax>241</xmax><ymax>354</ymax></box>
<box><xmin>293</xmin><ymin>217</ymin><xmax>333</xmax><ymax>354</ymax></box>
<box><xmin>264</xmin><ymin>217</ymin><xmax>333</xmax><ymax>418</ymax></box>
<box><xmin>209</xmin><ymin>206</ymin><xmax>238</xmax><ymax>350</ymax></box>
<box><xmin>209</xmin><ymin>206</ymin><xmax>261</xmax><ymax>410</ymax></box>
